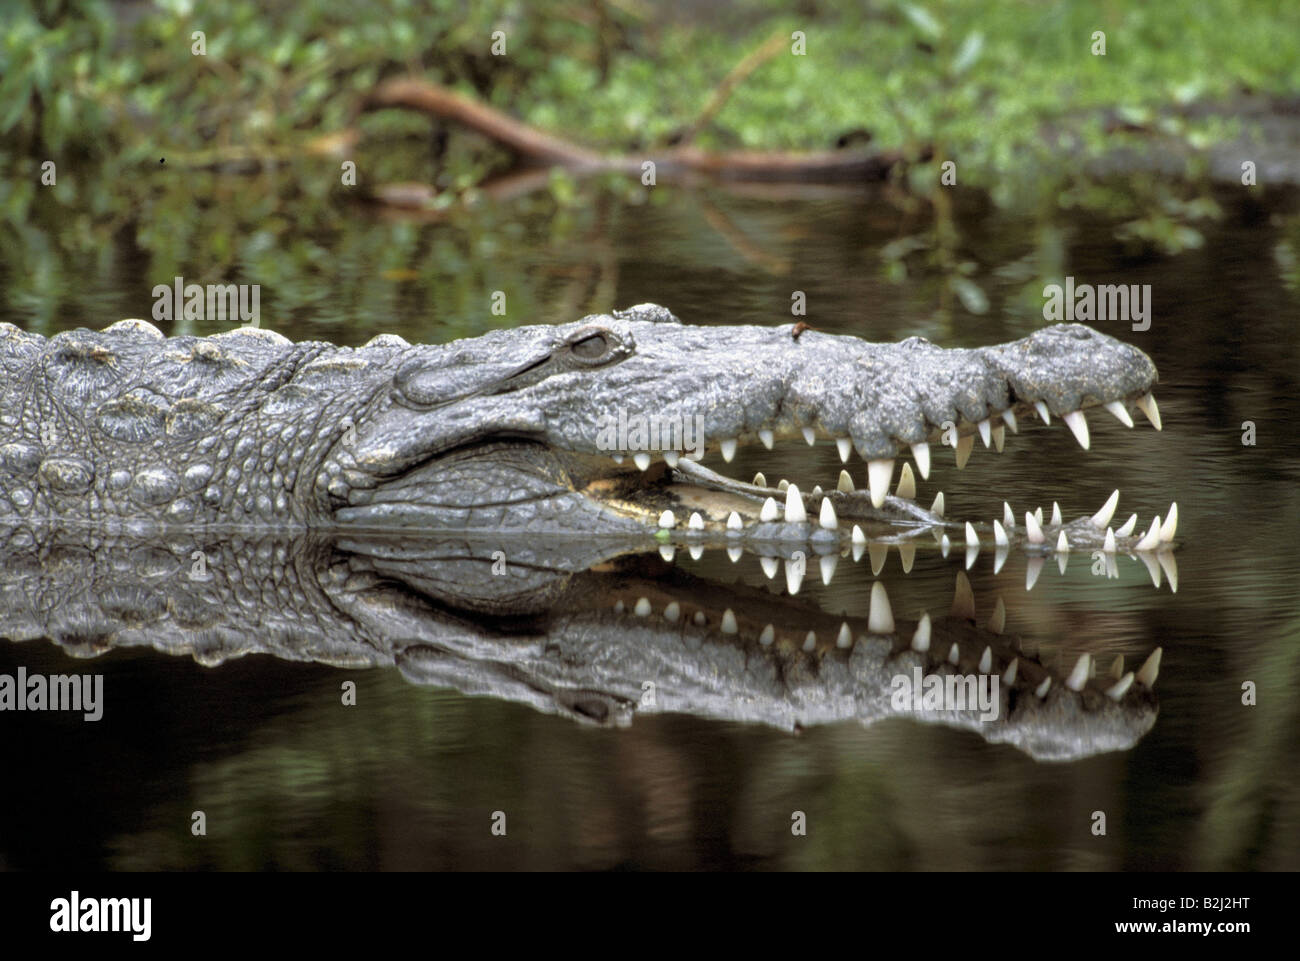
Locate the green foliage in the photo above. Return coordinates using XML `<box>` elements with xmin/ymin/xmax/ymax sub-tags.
<box><xmin>1</xmin><ymin>0</ymin><xmax>1297</xmax><ymax>327</ymax></box>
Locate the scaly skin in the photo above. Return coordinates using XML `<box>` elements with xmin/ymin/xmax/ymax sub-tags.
<box><xmin>0</xmin><ymin>526</ymin><xmax>1160</xmax><ymax>762</ymax></box>
<box><xmin>0</xmin><ymin>305</ymin><xmax>1172</xmax><ymax>556</ymax></box>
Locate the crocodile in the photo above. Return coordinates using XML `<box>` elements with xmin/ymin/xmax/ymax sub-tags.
<box><xmin>0</xmin><ymin>304</ymin><xmax>1176</xmax><ymax>558</ymax></box>
<box><xmin>0</xmin><ymin>526</ymin><xmax>1161</xmax><ymax>761</ymax></box>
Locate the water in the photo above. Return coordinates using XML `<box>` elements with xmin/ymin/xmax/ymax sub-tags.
<box><xmin>1</xmin><ymin>174</ymin><xmax>1297</xmax><ymax>870</ymax></box>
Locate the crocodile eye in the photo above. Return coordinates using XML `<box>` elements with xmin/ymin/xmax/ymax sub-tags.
<box><xmin>570</xmin><ymin>332</ymin><xmax>610</xmax><ymax>360</ymax></box>
<box><xmin>563</xmin><ymin>326</ymin><xmax>629</xmax><ymax>368</ymax></box>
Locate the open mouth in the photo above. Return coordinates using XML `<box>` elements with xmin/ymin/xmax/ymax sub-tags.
<box><xmin>585</xmin><ymin>385</ymin><xmax>1176</xmax><ymax>561</ymax></box>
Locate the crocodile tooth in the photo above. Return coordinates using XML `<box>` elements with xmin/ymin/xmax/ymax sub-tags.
<box><xmin>965</xmin><ymin>522</ymin><xmax>979</xmax><ymax>547</ymax></box>
<box><xmin>1136</xmin><ymin>392</ymin><xmax>1162</xmax><ymax>430</ymax></box>
<box><xmin>836</xmin><ymin>437</ymin><xmax>852</xmax><ymax>462</ymax></box>
<box><xmin>720</xmin><ymin>609</ymin><xmax>738</xmax><ymax>634</ymax></box>
<box><xmin>1105</xmin><ymin>672</ymin><xmax>1135</xmax><ymax>700</ymax></box>
<box><xmin>1139</xmin><ymin>551</ymin><xmax>1162</xmax><ymax>588</ymax></box>
<box><xmin>693</xmin><ymin>611</ymin><xmax>707</xmax><ymax>626</ymax></box>
<box><xmin>868</xmin><ymin>582</ymin><xmax>894</xmax><ymax>634</ymax></box>
<box><xmin>1003</xmin><ymin>502</ymin><xmax>1015</xmax><ymax>529</ymax></box>
<box><xmin>1035</xmin><ymin>506</ymin><xmax>1044</xmax><ymax>525</ymax></box>
<box><xmin>760</xmin><ymin>497</ymin><xmax>779</xmax><ymax>522</ymax></box>
<box><xmin>727</xmin><ymin>546</ymin><xmax>743</xmax><ymax>562</ymax></box>
<box><xmin>753</xmin><ymin>472</ymin><xmax>767</xmax><ymax>487</ymax></box>
<box><xmin>634</xmin><ymin>597</ymin><xmax>652</xmax><ymax>617</ymax></box>
<box><xmin>1091</xmin><ymin>490</ymin><xmax>1120</xmax><ymax>529</ymax></box>
<box><xmin>818</xmin><ymin>499</ymin><xmax>837</xmax><ymax>530</ymax></box>
<box><xmin>851</xmin><ymin>525</ymin><xmax>866</xmax><ymax>547</ymax></box>
<box><xmin>869</xmin><ymin>543</ymin><xmax>888</xmax><ymax>575</ymax></box>
<box><xmin>993</xmin><ymin>520</ymin><xmax>1009</xmax><ymax>547</ymax></box>
<box><xmin>989</xmin><ymin>596</ymin><xmax>1006</xmax><ymax>634</ymax></box>
<box><xmin>661</xmin><ymin>544</ymin><xmax>677</xmax><ymax>561</ymax></box>
<box><xmin>1135</xmin><ymin>517</ymin><xmax>1162</xmax><ymax>551</ymax></box>
<box><xmin>899</xmin><ymin>543</ymin><xmax>916</xmax><ymax>572</ymax></box>
<box><xmin>720</xmin><ymin>438</ymin><xmax>738</xmax><ymax>462</ymax></box>
<box><xmin>802</xmin><ymin>427</ymin><xmax>817</xmax><ymax>445</ymax></box>
<box><xmin>1105</xmin><ymin>400</ymin><xmax>1134</xmax><ymax>427</ymax></box>
<box><xmin>1160</xmin><ymin>503</ymin><xmax>1178</xmax><ymax>542</ymax></box>
<box><xmin>785</xmin><ymin>484</ymin><xmax>808</xmax><ymax>523</ymax></box>
<box><xmin>992</xmin><ymin>422</ymin><xmax>1006</xmax><ymax>452</ymax></box>
<box><xmin>688</xmin><ymin>511</ymin><xmax>705</xmax><ymax>530</ymax></box>
<box><xmin>1109</xmin><ymin>655</ymin><xmax>1125</xmax><ymax>680</ymax></box>
<box><xmin>820</xmin><ymin>553</ymin><xmax>838</xmax><ymax>585</ymax></box>
<box><xmin>1035</xmin><ymin>677</ymin><xmax>1052</xmax><ymax>698</ymax></box>
<box><xmin>838</xmin><ymin>470</ymin><xmax>854</xmax><ymax>493</ymax></box>
<box><xmin>1116</xmin><ymin>514</ymin><xmax>1138</xmax><ymax>538</ymax></box>
<box><xmin>803</xmin><ymin>631</ymin><xmax>817</xmax><ymax>652</ymax></box>
<box><xmin>866</xmin><ymin>459</ymin><xmax>894</xmax><ymax>508</ymax></box>
<box><xmin>836</xmin><ymin>622</ymin><xmax>853</xmax><ymax>648</ymax></box>
<box><xmin>1050</xmin><ymin>502</ymin><xmax>1062</xmax><ymax>527</ymax></box>
<box><xmin>1025</xmin><ymin>511</ymin><xmax>1045</xmax><ymax>544</ymax></box>
<box><xmin>1025</xmin><ymin>556</ymin><xmax>1044</xmax><ymax>590</ymax></box>
<box><xmin>785</xmin><ymin>557</ymin><xmax>805</xmax><ymax>595</ymax></box>
<box><xmin>1002</xmin><ymin>658</ymin><xmax>1018</xmax><ymax>685</ymax></box>
<box><xmin>760</xmin><ymin>556</ymin><xmax>779</xmax><ymax>579</ymax></box>
<box><xmin>931</xmin><ymin>492</ymin><xmax>945</xmax><ymax>518</ymax></box>
<box><xmin>1034</xmin><ymin>401</ymin><xmax>1051</xmax><ymax>424</ymax></box>
<box><xmin>948</xmin><ymin>643</ymin><xmax>960</xmax><ymax>666</ymax></box>
<box><xmin>727</xmin><ymin>511</ymin><xmax>742</xmax><ymax>530</ymax></box>
<box><xmin>759</xmin><ymin>623</ymin><xmax>775</xmax><ymax>646</ymax></box>
<box><xmin>1158</xmin><ymin>551</ymin><xmax>1179</xmax><ymax>593</ymax></box>
<box><xmin>614</xmin><ymin>600</ymin><xmax>625</xmax><ymax>614</ymax></box>
<box><xmin>1001</xmin><ymin>408</ymin><xmax>1018</xmax><ymax>433</ymax></box>
<box><xmin>911</xmin><ymin>441</ymin><xmax>931</xmax><ymax>479</ymax></box>
<box><xmin>634</xmin><ymin>452</ymin><xmax>652</xmax><ymax>470</ymax></box>
<box><xmin>952</xmin><ymin>571</ymin><xmax>976</xmax><ymax>620</ymax></box>
<box><xmin>658</xmin><ymin>510</ymin><xmax>676</xmax><ymax>529</ymax></box>
<box><xmin>1103</xmin><ymin>528</ymin><xmax>1117</xmax><ymax>553</ymax></box>
<box><xmin>664</xmin><ymin>602</ymin><xmax>680</xmax><ymax>622</ymax></box>
<box><xmin>758</xmin><ymin>429</ymin><xmax>774</xmax><ymax>450</ymax></box>
<box><xmin>977</xmin><ymin>418</ymin><xmax>992</xmax><ymax>448</ymax></box>
<box><xmin>778</xmin><ymin>479</ymin><xmax>790</xmax><ymax>492</ymax></box>
<box><xmin>1056</xmin><ymin>531</ymin><xmax>1070</xmax><ymax>553</ymax></box>
<box><xmin>1136</xmin><ymin>647</ymin><xmax>1162</xmax><ymax>687</ymax></box>
<box><xmin>663</xmin><ymin>450</ymin><xmax>680</xmax><ymax>468</ymax></box>
<box><xmin>1065</xmin><ymin>653</ymin><xmax>1091</xmax><ymax>691</ymax></box>
<box><xmin>979</xmin><ymin>646</ymin><xmax>993</xmax><ymax>674</ymax></box>
<box><xmin>955</xmin><ymin>433</ymin><xmax>973</xmax><ymax>469</ymax></box>
<box><xmin>811</xmin><ymin>485</ymin><xmax>823</xmax><ymax>497</ymax></box>
<box><xmin>1063</xmin><ymin>410</ymin><xmax>1090</xmax><ymax>449</ymax></box>
<box><xmin>612</xmin><ymin>454</ymin><xmax>625</xmax><ymax>465</ymax></box>
<box><xmin>911</xmin><ymin>613</ymin><xmax>931</xmax><ymax>652</ymax></box>
<box><xmin>895</xmin><ymin>462</ymin><xmax>916</xmax><ymax>500</ymax></box>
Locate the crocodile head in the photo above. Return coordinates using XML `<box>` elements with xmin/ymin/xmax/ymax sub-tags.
<box><xmin>333</xmin><ymin>304</ymin><xmax>1170</xmax><ymax>553</ymax></box>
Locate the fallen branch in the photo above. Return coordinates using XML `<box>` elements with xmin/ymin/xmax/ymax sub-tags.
<box><xmin>362</xmin><ymin>77</ymin><xmax>917</xmax><ymax>183</ymax></box>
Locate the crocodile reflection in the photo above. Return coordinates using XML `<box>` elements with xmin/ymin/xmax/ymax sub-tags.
<box><xmin>0</xmin><ymin>528</ymin><xmax>1160</xmax><ymax>761</ymax></box>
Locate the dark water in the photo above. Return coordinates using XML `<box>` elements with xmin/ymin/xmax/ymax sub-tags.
<box><xmin>1</xmin><ymin>175</ymin><xmax>1298</xmax><ymax>870</ymax></box>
